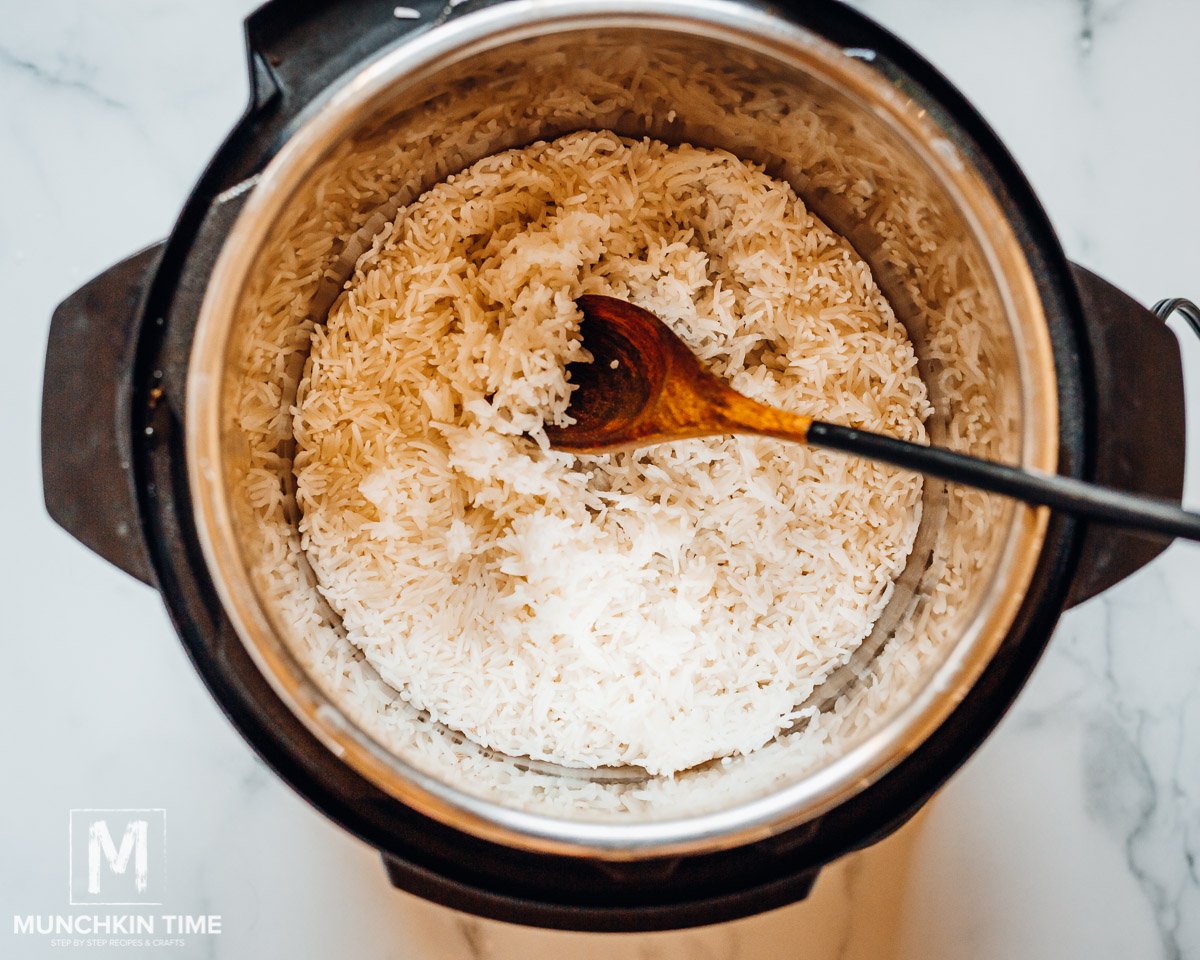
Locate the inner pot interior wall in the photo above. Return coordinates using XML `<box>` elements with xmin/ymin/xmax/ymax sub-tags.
<box><xmin>213</xmin><ymin>23</ymin><xmax>1026</xmax><ymax>826</ymax></box>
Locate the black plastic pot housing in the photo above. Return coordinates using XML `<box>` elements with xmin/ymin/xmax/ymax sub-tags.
<box><xmin>40</xmin><ymin>0</ymin><xmax>1193</xmax><ymax>931</ymax></box>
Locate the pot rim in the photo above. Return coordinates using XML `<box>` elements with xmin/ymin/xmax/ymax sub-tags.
<box><xmin>185</xmin><ymin>0</ymin><xmax>1056</xmax><ymax>859</ymax></box>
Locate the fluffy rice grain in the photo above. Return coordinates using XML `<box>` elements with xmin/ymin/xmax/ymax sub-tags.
<box><xmin>292</xmin><ymin>131</ymin><xmax>929</xmax><ymax>776</ymax></box>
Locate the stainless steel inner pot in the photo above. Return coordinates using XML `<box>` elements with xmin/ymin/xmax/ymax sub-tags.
<box><xmin>185</xmin><ymin>0</ymin><xmax>1057</xmax><ymax>858</ymax></box>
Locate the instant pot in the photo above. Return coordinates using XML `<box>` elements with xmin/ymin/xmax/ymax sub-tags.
<box><xmin>41</xmin><ymin>0</ymin><xmax>1198</xmax><ymax>931</ymax></box>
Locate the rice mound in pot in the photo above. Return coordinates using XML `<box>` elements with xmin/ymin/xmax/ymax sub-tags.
<box><xmin>292</xmin><ymin>131</ymin><xmax>930</xmax><ymax>776</ymax></box>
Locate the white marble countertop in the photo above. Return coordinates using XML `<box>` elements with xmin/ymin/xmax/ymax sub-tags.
<box><xmin>3</xmin><ymin>0</ymin><xmax>1200</xmax><ymax>957</ymax></box>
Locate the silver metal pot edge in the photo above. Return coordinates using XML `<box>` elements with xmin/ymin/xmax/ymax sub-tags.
<box><xmin>183</xmin><ymin>0</ymin><xmax>1055</xmax><ymax>858</ymax></box>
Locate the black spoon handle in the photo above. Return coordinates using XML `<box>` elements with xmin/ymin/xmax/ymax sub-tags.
<box><xmin>806</xmin><ymin>420</ymin><xmax>1200</xmax><ymax>544</ymax></box>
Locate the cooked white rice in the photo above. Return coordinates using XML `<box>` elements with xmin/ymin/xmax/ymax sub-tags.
<box><xmin>291</xmin><ymin>131</ymin><xmax>930</xmax><ymax>776</ymax></box>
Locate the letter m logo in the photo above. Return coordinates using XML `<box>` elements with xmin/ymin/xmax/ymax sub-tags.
<box><xmin>69</xmin><ymin>809</ymin><xmax>166</xmax><ymax>905</ymax></box>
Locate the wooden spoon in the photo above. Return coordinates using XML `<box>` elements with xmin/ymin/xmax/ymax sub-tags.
<box><xmin>544</xmin><ymin>295</ymin><xmax>1200</xmax><ymax>543</ymax></box>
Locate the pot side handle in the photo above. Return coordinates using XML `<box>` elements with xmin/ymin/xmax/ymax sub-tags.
<box><xmin>41</xmin><ymin>243</ymin><xmax>166</xmax><ymax>586</ymax></box>
<box><xmin>243</xmin><ymin>0</ymin><xmax>450</xmax><ymax>122</ymax></box>
<box><xmin>1066</xmin><ymin>264</ymin><xmax>1194</xmax><ymax>607</ymax></box>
